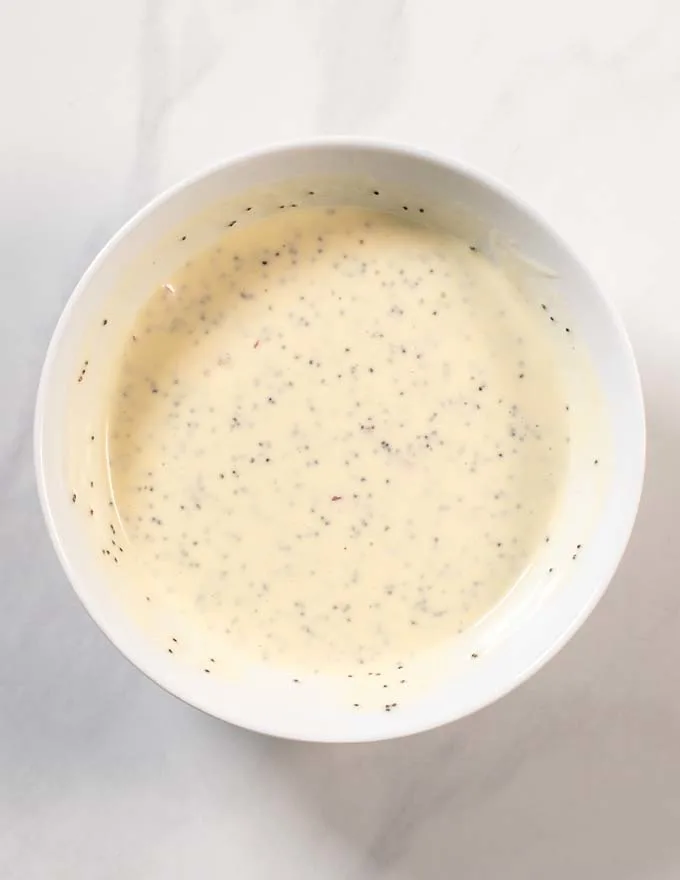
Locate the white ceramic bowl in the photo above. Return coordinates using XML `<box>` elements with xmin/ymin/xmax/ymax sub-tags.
<box><xmin>35</xmin><ymin>139</ymin><xmax>645</xmax><ymax>742</ymax></box>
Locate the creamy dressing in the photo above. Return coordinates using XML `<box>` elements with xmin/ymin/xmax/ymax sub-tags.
<box><xmin>106</xmin><ymin>206</ymin><xmax>569</xmax><ymax>675</ymax></box>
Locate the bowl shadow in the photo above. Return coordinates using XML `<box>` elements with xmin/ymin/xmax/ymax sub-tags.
<box><xmin>245</xmin><ymin>380</ymin><xmax>680</xmax><ymax>879</ymax></box>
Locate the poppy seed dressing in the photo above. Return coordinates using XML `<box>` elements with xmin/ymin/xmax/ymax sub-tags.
<box><xmin>106</xmin><ymin>206</ymin><xmax>569</xmax><ymax>674</ymax></box>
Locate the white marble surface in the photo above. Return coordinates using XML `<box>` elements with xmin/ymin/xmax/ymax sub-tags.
<box><xmin>2</xmin><ymin>0</ymin><xmax>680</xmax><ymax>876</ymax></box>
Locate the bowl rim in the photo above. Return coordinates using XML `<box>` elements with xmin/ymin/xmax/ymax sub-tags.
<box><xmin>34</xmin><ymin>136</ymin><xmax>646</xmax><ymax>742</ymax></box>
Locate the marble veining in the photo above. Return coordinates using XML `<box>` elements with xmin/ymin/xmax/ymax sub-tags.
<box><xmin>2</xmin><ymin>1</ymin><xmax>680</xmax><ymax>878</ymax></box>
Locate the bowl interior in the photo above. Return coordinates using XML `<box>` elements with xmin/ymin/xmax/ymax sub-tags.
<box><xmin>35</xmin><ymin>142</ymin><xmax>644</xmax><ymax>741</ymax></box>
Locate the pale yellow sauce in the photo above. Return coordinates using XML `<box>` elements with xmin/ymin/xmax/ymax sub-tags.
<box><xmin>106</xmin><ymin>206</ymin><xmax>569</xmax><ymax>675</ymax></box>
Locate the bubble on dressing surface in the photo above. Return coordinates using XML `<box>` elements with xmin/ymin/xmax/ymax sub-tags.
<box><xmin>102</xmin><ymin>205</ymin><xmax>571</xmax><ymax>684</ymax></box>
